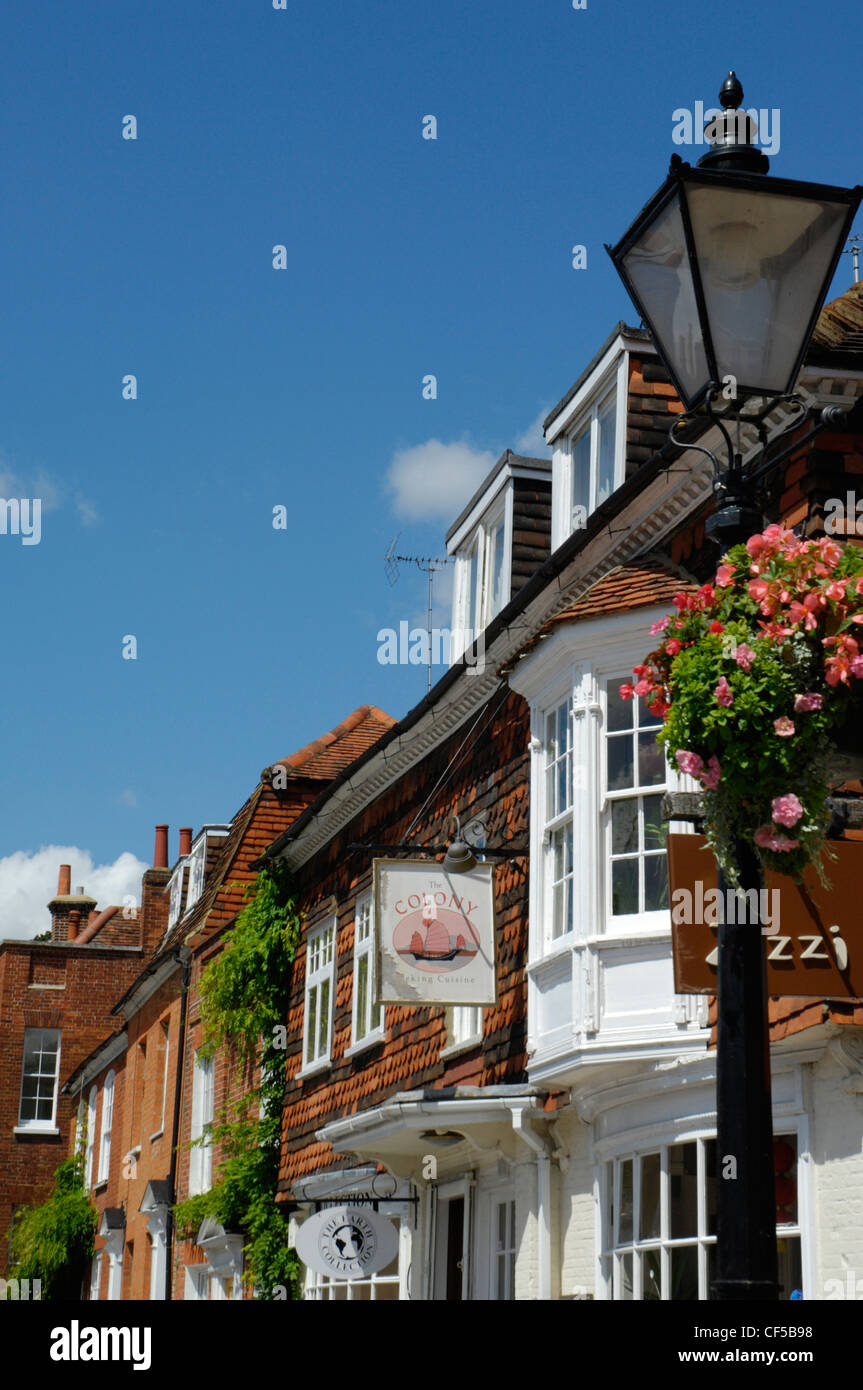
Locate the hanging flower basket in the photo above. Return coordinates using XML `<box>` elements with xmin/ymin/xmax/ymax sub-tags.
<box><xmin>622</xmin><ymin>526</ymin><xmax>863</xmax><ymax>884</ymax></box>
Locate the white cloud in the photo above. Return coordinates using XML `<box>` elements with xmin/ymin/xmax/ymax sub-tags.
<box><xmin>118</xmin><ymin>788</ymin><xmax>138</xmax><ymax>808</ymax></box>
<box><xmin>76</xmin><ymin>496</ymin><xmax>100</xmax><ymax>527</ymax></box>
<box><xmin>0</xmin><ymin>846</ymin><xmax>148</xmax><ymax>942</ymax></box>
<box><xmin>385</xmin><ymin>439</ymin><xmax>496</xmax><ymax>522</ymax></box>
<box><xmin>0</xmin><ymin>450</ymin><xmax>95</xmax><ymax>524</ymax></box>
<box><xmin>515</xmin><ymin>407</ymin><xmax>551</xmax><ymax>457</ymax></box>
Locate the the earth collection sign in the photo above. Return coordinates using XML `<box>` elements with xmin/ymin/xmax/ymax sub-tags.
<box><xmin>374</xmin><ymin>859</ymin><xmax>497</xmax><ymax>1005</ymax></box>
<box><xmin>294</xmin><ymin>1205</ymin><xmax>399</xmax><ymax>1280</ymax></box>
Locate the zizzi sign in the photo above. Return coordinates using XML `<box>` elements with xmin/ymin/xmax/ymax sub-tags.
<box><xmin>294</xmin><ymin>1205</ymin><xmax>399</xmax><ymax>1280</ymax></box>
<box><xmin>668</xmin><ymin>834</ymin><xmax>863</xmax><ymax>999</ymax></box>
<box><xmin>374</xmin><ymin>859</ymin><xmax>497</xmax><ymax>1005</ymax></box>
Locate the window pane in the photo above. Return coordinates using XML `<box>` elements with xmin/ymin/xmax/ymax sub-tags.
<box><xmin>612</xmin><ymin>799</ymin><xmax>638</xmax><ymax>855</ymax></box>
<box><xmin>640</xmin><ymin>1153</ymin><xmax>661</xmax><ymax>1240</ymax></box>
<box><xmin>551</xmin><ymin>826</ymin><xmax>574</xmax><ymax>938</ymax></box>
<box><xmin>642</xmin><ymin>1248</ymin><xmax>662</xmax><ymax>1301</ymax></box>
<box><xmin>606</xmin><ymin>681</ymin><xmax>633</xmax><ymax>733</ymax></box>
<box><xmin>706</xmin><ymin>1141</ymin><xmax>718</xmax><ymax>1237</ymax></box>
<box><xmin>644</xmin><ymin>854</ymin><xmax>668</xmax><ymax>912</ymax></box>
<box><xmin>671</xmin><ymin>1245</ymin><xmax>699</xmax><ymax>1301</ymax></box>
<box><xmin>572</xmin><ymin>425</ymin><xmax>591</xmax><ymax>516</ymax></box>
<box><xmin>620</xmin><ymin>1160</ymin><xmax>633</xmax><ymax>1243</ymax></box>
<box><xmin>356</xmin><ymin>955</ymin><xmax>368</xmax><ymax>1040</ymax></box>
<box><xmin>468</xmin><ymin>545</ymin><xmax>478</xmax><ymax>629</ymax></box>
<box><xmin>670</xmin><ymin>1143</ymin><xmax>698</xmax><ymax>1239</ymax></box>
<box><xmin>306</xmin><ymin>986</ymin><xmax>317</xmax><ymax>1062</ymax></box>
<box><xmin>612</xmin><ymin>858</ymin><xmax>638</xmax><ymax>916</ymax></box>
<box><xmin>607</xmin><ymin>735</ymin><xmax>634</xmax><ymax>791</ymax></box>
<box><xmin>774</xmin><ymin>1134</ymin><xmax>798</xmax><ymax>1226</ymax></box>
<box><xmin>777</xmin><ymin>1236</ymin><xmax>802</xmax><ymax>1302</ymax></box>
<box><xmin>638</xmin><ymin>731</ymin><xmax>665</xmax><ymax>787</ymax></box>
<box><xmin>489</xmin><ymin>520</ymin><xmax>506</xmax><ymax>618</ymax></box>
<box><xmin>597</xmin><ymin>395</ymin><xmax>617</xmax><ymax>505</ymax></box>
<box><xmin>620</xmin><ymin>1251</ymin><xmax>633</xmax><ymax>1300</ymax></box>
<box><xmin>642</xmin><ymin>795</ymin><xmax>667</xmax><ymax>851</ymax></box>
<box><xmin>318</xmin><ymin>978</ymin><xmax>330</xmax><ymax>1056</ymax></box>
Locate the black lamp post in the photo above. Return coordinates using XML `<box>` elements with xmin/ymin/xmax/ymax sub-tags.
<box><xmin>607</xmin><ymin>73</ymin><xmax>861</xmax><ymax>1301</ymax></box>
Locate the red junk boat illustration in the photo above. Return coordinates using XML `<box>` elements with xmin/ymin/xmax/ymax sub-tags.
<box><xmin>407</xmin><ymin>899</ymin><xmax>478</xmax><ymax>962</ymax></box>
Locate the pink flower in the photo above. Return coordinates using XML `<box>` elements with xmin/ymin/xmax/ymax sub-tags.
<box><xmin>794</xmin><ymin>692</ymin><xmax>823</xmax><ymax>712</ymax></box>
<box><xmin>619</xmin><ymin>682</ymin><xmax>635</xmax><ymax>701</ymax></box>
<box><xmin>701</xmin><ymin>755</ymin><xmax>721</xmax><ymax>790</ymax></box>
<box><xmin>734</xmin><ymin>643</ymin><xmax>756</xmax><ymax>671</ymax></box>
<box><xmin>675</xmin><ymin>750</ymin><xmax>704</xmax><ymax>778</ymax></box>
<box><xmin>746</xmin><ymin>534</ymin><xmax>768</xmax><ymax>559</ymax></box>
<box><xmin>772</xmin><ymin>794</ymin><xmax>804</xmax><ymax>828</ymax></box>
<box><xmin>852</xmin><ymin>655</ymin><xmax>863</xmax><ymax>679</ymax></box>
<box><xmin>633</xmin><ymin>679</ymin><xmax>651</xmax><ymax>697</ymax></box>
<box><xmin>773</xmin><ymin>717</ymin><xmax>795</xmax><ymax>737</ymax></box>
<box><xmin>754</xmin><ymin>824</ymin><xmax>800</xmax><ymax>853</ymax></box>
<box><xmin>665</xmin><ymin>639</ymin><xmax>682</xmax><ymax>657</ymax></box>
<box><xmin>716</xmin><ymin>563</ymin><xmax>735</xmax><ymax>588</ymax></box>
<box><xmin>819</xmin><ymin>538</ymin><xmax>843</xmax><ymax>568</ymax></box>
<box><xmin>649</xmin><ymin>616</ymin><xmax>671</xmax><ymax>637</ymax></box>
<box><xmin>715</xmin><ymin>676</ymin><xmax>734</xmax><ymax>707</ymax></box>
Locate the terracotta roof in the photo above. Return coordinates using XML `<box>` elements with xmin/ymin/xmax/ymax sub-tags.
<box><xmin>809</xmin><ymin>280</ymin><xmax>863</xmax><ymax>356</ymax></box>
<box><xmin>499</xmin><ymin>557</ymin><xmax>698</xmax><ymax>673</ymax></box>
<box><xmin>266</xmin><ymin>706</ymin><xmax>397</xmax><ymax>782</ymax></box>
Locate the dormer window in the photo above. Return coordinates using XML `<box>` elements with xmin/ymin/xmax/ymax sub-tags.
<box><xmin>185</xmin><ymin>837</ymin><xmax>207</xmax><ymax>914</ymax></box>
<box><xmin>545</xmin><ymin>332</ymin><xmax>638</xmax><ymax>550</ymax></box>
<box><xmin>570</xmin><ymin>388</ymin><xmax>619</xmax><ymax>530</ymax></box>
<box><xmin>167</xmin><ymin>862</ymin><xmax>185</xmax><ymax>930</ymax></box>
<box><xmin>458</xmin><ymin>503</ymin><xmax>508</xmax><ymax>640</ymax></box>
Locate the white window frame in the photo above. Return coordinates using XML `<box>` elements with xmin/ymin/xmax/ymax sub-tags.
<box><xmin>598</xmin><ymin>1128</ymin><xmax>804</xmax><ymax>1301</ymax></box>
<box><xmin>300</xmin><ymin>918</ymin><xmax>336</xmax><ymax>1075</ymax></box>
<box><xmin>451</xmin><ymin>493</ymin><xmax>513</xmax><ymax>658</ymax></box>
<box><xmin>430</xmin><ymin>1175</ymin><xmax>474</xmax><ymax>1301</ymax></box>
<box><xmin>89</xmin><ymin>1250</ymin><xmax>102</xmax><ymax>1301</ymax></box>
<box><xmin>492</xmin><ymin>1195</ymin><xmax>517</xmax><ymax>1300</ymax></box>
<box><xmin>85</xmin><ymin>1084</ymin><xmax>98</xmax><ymax>1190</ymax></box>
<box><xmin>567</xmin><ymin>385</ymin><xmax>621</xmax><ymax>529</ymax></box>
<box><xmin>602</xmin><ymin>674</ymin><xmax>669</xmax><ymax>934</ymax></box>
<box><xmin>185</xmin><ymin>836</ymin><xmax>207</xmax><ymax>914</ymax></box>
<box><xmin>97</xmin><ymin>1070</ymin><xmax>115</xmax><ymax>1183</ymax></box>
<box><xmin>347</xmin><ymin>894</ymin><xmax>384</xmax><ymax>1055</ymax></box>
<box><xmin>549</xmin><ymin>347</ymin><xmax>628</xmax><ymax>550</ymax></box>
<box><xmin>189</xmin><ymin>1051</ymin><xmax>214</xmax><ymax>1196</ymax></box>
<box><xmin>167</xmin><ymin>861</ymin><xmax>185</xmax><ymax>929</ymax></box>
<box><xmin>155</xmin><ymin>1021</ymin><xmax>170</xmax><ymax>1137</ymax></box>
<box><xmin>441</xmin><ymin>1005</ymin><xmax>483</xmax><ymax>1058</ymax></box>
<box><xmin>16</xmin><ymin>1027</ymin><xmax>62</xmax><ymax>1133</ymax></box>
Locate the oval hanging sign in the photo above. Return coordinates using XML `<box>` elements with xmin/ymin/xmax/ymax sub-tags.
<box><xmin>295</xmin><ymin>1205</ymin><xmax>399</xmax><ymax>1280</ymax></box>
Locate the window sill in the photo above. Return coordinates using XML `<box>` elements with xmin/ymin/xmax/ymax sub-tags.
<box><xmin>296</xmin><ymin>1058</ymin><xmax>331</xmax><ymax>1083</ymax></box>
<box><xmin>150</xmin><ymin>1129</ymin><xmax>164</xmax><ymax>1143</ymax></box>
<box><xmin>28</xmin><ymin>983</ymin><xmax>65</xmax><ymax>990</ymax></box>
<box><xmin>93</xmin><ymin>1179</ymin><xmax>108</xmax><ymax>1193</ymax></box>
<box><xmin>344</xmin><ymin>1030</ymin><xmax>385</xmax><ymax>1061</ymax></box>
<box><xmin>440</xmin><ymin>1036</ymin><xmax>482</xmax><ymax>1061</ymax></box>
<box><xmin>14</xmin><ymin>1125</ymin><xmax>60</xmax><ymax>1137</ymax></box>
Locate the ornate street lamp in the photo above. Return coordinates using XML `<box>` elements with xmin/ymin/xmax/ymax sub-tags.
<box><xmin>607</xmin><ymin>73</ymin><xmax>861</xmax><ymax>1301</ymax></box>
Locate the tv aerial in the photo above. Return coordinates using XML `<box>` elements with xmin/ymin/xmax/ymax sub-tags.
<box><xmin>384</xmin><ymin>535</ymin><xmax>454</xmax><ymax>692</ymax></box>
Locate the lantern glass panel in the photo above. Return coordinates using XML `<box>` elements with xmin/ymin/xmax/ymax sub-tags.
<box><xmin>684</xmin><ymin>182</ymin><xmax>850</xmax><ymax>395</ymax></box>
<box><xmin>621</xmin><ymin>191</ymin><xmax>707</xmax><ymax>405</ymax></box>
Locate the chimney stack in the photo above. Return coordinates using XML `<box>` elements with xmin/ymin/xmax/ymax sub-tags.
<box><xmin>179</xmin><ymin>827</ymin><xmax>193</xmax><ymax>858</ymax></box>
<box><xmin>154</xmin><ymin>825</ymin><xmax>169</xmax><ymax>869</ymax></box>
<box><xmin>48</xmin><ymin>868</ymin><xmax>98</xmax><ymax>943</ymax></box>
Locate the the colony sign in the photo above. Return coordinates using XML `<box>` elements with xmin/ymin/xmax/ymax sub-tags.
<box><xmin>295</xmin><ymin>1205</ymin><xmax>399</xmax><ymax>1280</ymax></box>
<box><xmin>374</xmin><ymin>858</ymin><xmax>497</xmax><ymax>1005</ymax></box>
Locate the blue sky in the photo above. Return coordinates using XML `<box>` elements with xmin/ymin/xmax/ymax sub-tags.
<box><xmin>1</xmin><ymin>0</ymin><xmax>860</xmax><ymax>934</ymax></box>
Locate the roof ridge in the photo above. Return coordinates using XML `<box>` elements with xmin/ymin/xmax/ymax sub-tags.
<box><xmin>273</xmin><ymin>705</ymin><xmax>396</xmax><ymax>773</ymax></box>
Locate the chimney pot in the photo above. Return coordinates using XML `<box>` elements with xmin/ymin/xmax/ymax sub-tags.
<box><xmin>58</xmin><ymin>864</ymin><xmax>71</xmax><ymax>896</ymax></box>
<box><xmin>75</xmin><ymin>885</ymin><xmax>85</xmax><ymax>896</ymax></box>
<box><xmin>154</xmin><ymin>825</ymin><xmax>169</xmax><ymax>869</ymax></box>
<box><xmin>179</xmin><ymin>827</ymin><xmax>193</xmax><ymax>858</ymax></box>
<box><xmin>68</xmin><ymin>909</ymin><xmax>81</xmax><ymax>942</ymax></box>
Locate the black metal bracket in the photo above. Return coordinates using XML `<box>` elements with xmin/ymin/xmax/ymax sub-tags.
<box><xmin>347</xmin><ymin>841</ymin><xmax>528</xmax><ymax>859</ymax></box>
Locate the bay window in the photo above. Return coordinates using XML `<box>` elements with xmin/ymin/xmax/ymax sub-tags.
<box><xmin>601</xmin><ymin>1133</ymin><xmax>802</xmax><ymax>1300</ymax></box>
<box><xmin>604</xmin><ymin>680</ymin><xmax>668</xmax><ymax>923</ymax></box>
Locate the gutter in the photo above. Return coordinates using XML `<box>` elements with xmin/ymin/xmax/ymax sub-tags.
<box><xmin>164</xmin><ymin>946</ymin><xmax>191</xmax><ymax>1300</ymax></box>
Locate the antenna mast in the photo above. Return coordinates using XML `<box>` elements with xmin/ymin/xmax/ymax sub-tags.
<box><xmin>384</xmin><ymin>536</ymin><xmax>454</xmax><ymax>693</ymax></box>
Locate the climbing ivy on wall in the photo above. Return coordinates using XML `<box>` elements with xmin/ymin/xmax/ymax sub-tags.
<box><xmin>8</xmin><ymin>1155</ymin><xmax>97</xmax><ymax>1300</ymax></box>
<box><xmin>173</xmin><ymin>858</ymin><xmax>303</xmax><ymax>1300</ymax></box>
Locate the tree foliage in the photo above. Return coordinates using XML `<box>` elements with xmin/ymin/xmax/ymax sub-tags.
<box><xmin>8</xmin><ymin>1155</ymin><xmax>97</xmax><ymax>1300</ymax></box>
